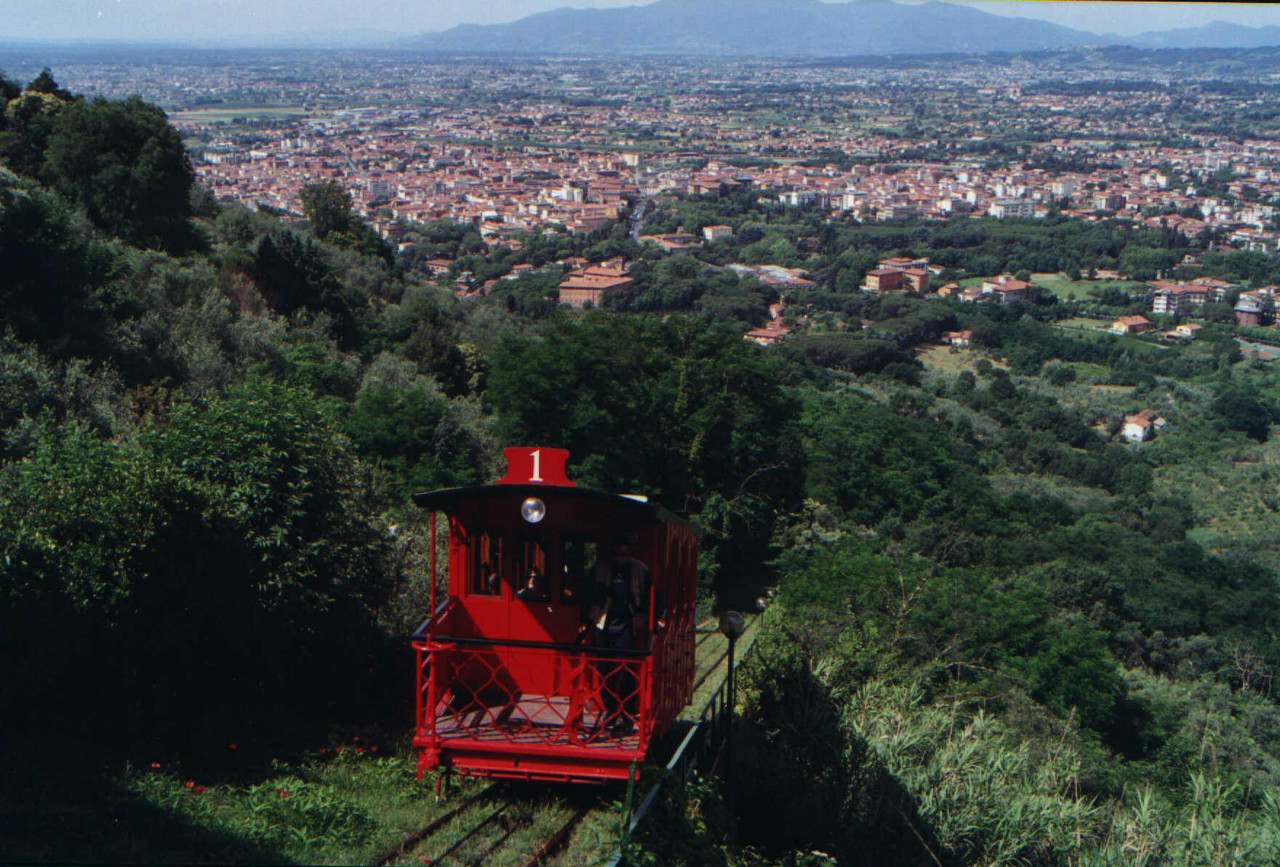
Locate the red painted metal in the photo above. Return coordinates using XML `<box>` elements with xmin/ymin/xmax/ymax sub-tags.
<box><xmin>411</xmin><ymin>448</ymin><xmax>696</xmax><ymax>783</ymax></box>
<box><xmin>495</xmin><ymin>446</ymin><xmax>575</xmax><ymax>487</ymax></box>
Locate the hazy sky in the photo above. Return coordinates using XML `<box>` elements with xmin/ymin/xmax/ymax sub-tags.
<box><xmin>2</xmin><ymin>0</ymin><xmax>1280</xmax><ymax>43</ymax></box>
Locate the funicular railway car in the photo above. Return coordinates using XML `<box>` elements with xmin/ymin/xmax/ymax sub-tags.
<box><xmin>411</xmin><ymin>447</ymin><xmax>697</xmax><ymax>783</ymax></box>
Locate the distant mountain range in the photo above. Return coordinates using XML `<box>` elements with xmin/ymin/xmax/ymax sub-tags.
<box><xmin>2</xmin><ymin>0</ymin><xmax>1279</xmax><ymax>56</ymax></box>
<box><xmin>397</xmin><ymin>0</ymin><xmax>1280</xmax><ymax>57</ymax></box>
<box><xmin>1125</xmin><ymin>20</ymin><xmax>1280</xmax><ymax>51</ymax></box>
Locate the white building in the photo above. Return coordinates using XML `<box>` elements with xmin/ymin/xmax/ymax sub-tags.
<box><xmin>991</xmin><ymin>199</ymin><xmax>1037</xmax><ymax>219</ymax></box>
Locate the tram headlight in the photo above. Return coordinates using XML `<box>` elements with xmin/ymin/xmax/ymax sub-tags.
<box><xmin>520</xmin><ymin>497</ymin><xmax>546</xmax><ymax>524</ymax></box>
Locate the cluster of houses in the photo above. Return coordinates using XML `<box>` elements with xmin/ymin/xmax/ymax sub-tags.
<box><xmin>744</xmin><ymin>302</ymin><xmax>793</xmax><ymax>346</ymax></box>
<box><xmin>188</xmin><ymin>104</ymin><xmax>1280</xmax><ymax>250</ymax></box>
<box><xmin>1110</xmin><ymin>315</ymin><xmax>1205</xmax><ymax>341</ymax></box>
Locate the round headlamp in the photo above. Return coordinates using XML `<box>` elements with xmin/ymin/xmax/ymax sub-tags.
<box><xmin>520</xmin><ymin>497</ymin><xmax>546</xmax><ymax>524</ymax></box>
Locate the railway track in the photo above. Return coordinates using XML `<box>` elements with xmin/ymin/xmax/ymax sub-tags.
<box><xmin>370</xmin><ymin>784</ymin><xmax>593</xmax><ymax>867</ymax></box>
<box><xmin>370</xmin><ymin>784</ymin><xmax>498</xmax><ymax>866</ymax></box>
<box><xmin>690</xmin><ymin>611</ymin><xmax>762</xmax><ymax>702</ymax></box>
<box><xmin>375</xmin><ymin>612</ymin><xmax>762</xmax><ymax>867</ymax></box>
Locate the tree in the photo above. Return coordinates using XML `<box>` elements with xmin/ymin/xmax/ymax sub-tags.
<box><xmin>40</xmin><ymin>96</ymin><xmax>193</xmax><ymax>248</ymax></box>
<box><xmin>300</xmin><ymin>180</ymin><xmax>393</xmax><ymax>265</ymax></box>
<box><xmin>487</xmin><ymin>314</ymin><xmax>803</xmax><ymax>589</ymax></box>
<box><xmin>1045</xmin><ymin>363</ymin><xmax>1077</xmax><ymax>386</ymax></box>
<box><xmin>0</xmin><ymin>72</ymin><xmax>20</xmax><ymax>104</ymax></box>
<box><xmin>988</xmin><ymin>372</ymin><xmax>1018</xmax><ymax>402</ymax></box>
<box><xmin>1</xmin><ymin>89</ymin><xmax>69</xmax><ymax>174</ymax></box>
<box><xmin>0</xmin><ymin>380</ymin><xmax>399</xmax><ymax>747</ymax></box>
<box><xmin>0</xmin><ymin>172</ymin><xmax>114</xmax><ymax>351</ymax></box>
<box><xmin>27</xmin><ymin>68</ymin><xmax>72</xmax><ymax>100</ymax></box>
<box><xmin>1118</xmin><ymin>246</ymin><xmax>1180</xmax><ymax>281</ymax></box>
<box><xmin>1212</xmin><ymin>384</ymin><xmax>1276</xmax><ymax>442</ymax></box>
<box><xmin>250</xmin><ymin>231</ymin><xmax>366</xmax><ymax>350</ymax></box>
<box><xmin>300</xmin><ymin>180</ymin><xmax>356</xmax><ymax>238</ymax></box>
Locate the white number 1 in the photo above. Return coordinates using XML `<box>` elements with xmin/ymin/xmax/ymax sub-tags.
<box><xmin>529</xmin><ymin>449</ymin><xmax>543</xmax><ymax>482</ymax></box>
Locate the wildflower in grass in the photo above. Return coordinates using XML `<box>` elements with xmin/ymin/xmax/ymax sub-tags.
<box><xmin>356</xmin><ymin>747</ymin><xmax>364</xmax><ymax>754</ymax></box>
<box><xmin>371</xmin><ymin>746</ymin><xmax>378</xmax><ymax>753</ymax></box>
<box><xmin>194</xmin><ymin>786</ymin><xmax>206</xmax><ymax>794</ymax></box>
<box><xmin>336</xmin><ymin>746</ymin><xmax>344</xmax><ymax>754</ymax></box>
<box><xmin>320</xmin><ymin>748</ymin><xmax>328</xmax><ymax>754</ymax></box>
<box><xmin>185</xmin><ymin>780</ymin><xmax>195</xmax><ymax>788</ymax></box>
<box><xmin>150</xmin><ymin>762</ymin><xmax>161</xmax><ymax>769</ymax></box>
<box><xmin>277</xmin><ymin>788</ymin><xmax>291</xmax><ymax>797</ymax></box>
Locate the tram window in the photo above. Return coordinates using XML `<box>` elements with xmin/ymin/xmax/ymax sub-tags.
<box><xmin>560</xmin><ymin>536</ymin><xmax>596</xmax><ymax>604</ymax></box>
<box><xmin>469</xmin><ymin>531</ymin><xmax>503</xmax><ymax>596</ymax></box>
<box><xmin>515</xmin><ymin>537</ymin><xmax>549</xmax><ymax>602</ymax></box>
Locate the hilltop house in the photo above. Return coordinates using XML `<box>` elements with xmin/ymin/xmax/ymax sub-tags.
<box><xmin>1122</xmin><ymin>410</ymin><xmax>1164</xmax><ymax>444</ymax></box>
<box><xmin>1110</xmin><ymin>315</ymin><xmax>1150</xmax><ymax>335</ymax></box>
<box><xmin>981</xmin><ymin>275</ymin><xmax>1036</xmax><ymax>304</ymax></box>
<box><xmin>1163</xmin><ymin>322</ymin><xmax>1203</xmax><ymax>341</ymax></box>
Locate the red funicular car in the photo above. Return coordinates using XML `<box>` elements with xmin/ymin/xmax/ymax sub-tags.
<box><xmin>411</xmin><ymin>447</ymin><xmax>697</xmax><ymax>783</ymax></box>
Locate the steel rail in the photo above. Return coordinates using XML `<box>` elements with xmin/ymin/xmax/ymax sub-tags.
<box><xmin>521</xmin><ymin>805</ymin><xmax>591</xmax><ymax>867</ymax></box>
<box><xmin>466</xmin><ymin>807</ymin><xmax>532</xmax><ymax>866</ymax></box>
<box><xmin>430</xmin><ymin>803</ymin><xmax>511</xmax><ymax>865</ymax></box>
<box><xmin>368</xmin><ymin>783</ymin><xmax>501</xmax><ymax>867</ymax></box>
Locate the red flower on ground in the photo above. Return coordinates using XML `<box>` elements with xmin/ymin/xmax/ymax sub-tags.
<box><xmin>370</xmin><ymin>746</ymin><xmax>378</xmax><ymax>753</ymax></box>
<box><xmin>335</xmin><ymin>746</ymin><xmax>344</xmax><ymax>754</ymax></box>
<box><xmin>320</xmin><ymin>748</ymin><xmax>327</xmax><ymax>754</ymax></box>
<box><xmin>150</xmin><ymin>762</ymin><xmax>162</xmax><ymax>769</ymax></box>
<box><xmin>356</xmin><ymin>747</ymin><xmax>364</xmax><ymax>754</ymax></box>
<box><xmin>277</xmin><ymin>788</ymin><xmax>291</xmax><ymax>797</ymax></box>
<box><xmin>194</xmin><ymin>786</ymin><xmax>207</xmax><ymax>794</ymax></box>
<box><xmin>185</xmin><ymin>780</ymin><xmax>195</xmax><ymax>788</ymax></box>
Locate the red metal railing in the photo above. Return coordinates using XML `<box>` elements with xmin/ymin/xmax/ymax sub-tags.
<box><xmin>411</xmin><ymin>594</ymin><xmax>696</xmax><ymax>781</ymax></box>
<box><xmin>417</xmin><ymin>641</ymin><xmax>649</xmax><ymax>744</ymax></box>
<box><xmin>413</xmin><ymin>607</ymin><xmax>658</xmax><ymax>776</ymax></box>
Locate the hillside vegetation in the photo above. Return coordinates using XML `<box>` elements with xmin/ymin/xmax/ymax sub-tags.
<box><xmin>5</xmin><ymin>73</ymin><xmax>1280</xmax><ymax>864</ymax></box>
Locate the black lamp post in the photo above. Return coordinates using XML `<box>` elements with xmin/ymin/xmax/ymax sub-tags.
<box><xmin>718</xmin><ymin>610</ymin><xmax>745</xmax><ymax>772</ymax></box>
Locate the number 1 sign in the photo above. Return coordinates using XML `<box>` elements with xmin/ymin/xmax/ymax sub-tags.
<box><xmin>496</xmin><ymin>446</ymin><xmax>575</xmax><ymax>486</ymax></box>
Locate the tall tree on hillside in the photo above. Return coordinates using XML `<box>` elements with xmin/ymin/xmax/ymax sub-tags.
<box><xmin>41</xmin><ymin>96</ymin><xmax>193</xmax><ymax>249</ymax></box>
<box><xmin>487</xmin><ymin>314</ymin><xmax>803</xmax><ymax>589</ymax></box>
<box><xmin>0</xmin><ymin>88</ymin><xmax>71</xmax><ymax>175</ymax></box>
<box><xmin>300</xmin><ymin>180</ymin><xmax>393</xmax><ymax>264</ymax></box>
<box><xmin>300</xmin><ymin>180</ymin><xmax>356</xmax><ymax>238</ymax></box>
<box><xmin>0</xmin><ymin>72</ymin><xmax>20</xmax><ymax>104</ymax></box>
<box><xmin>27</xmin><ymin>68</ymin><xmax>73</xmax><ymax>100</ymax></box>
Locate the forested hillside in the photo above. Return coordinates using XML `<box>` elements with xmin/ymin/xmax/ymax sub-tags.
<box><xmin>5</xmin><ymin>73</ymin><xmax>1280</xmax><ymax>864</ymax></box>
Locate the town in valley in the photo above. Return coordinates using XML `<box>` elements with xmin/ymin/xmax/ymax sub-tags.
<box><xmin>14</xmin><ymin>10</ymin><xmax>1280</xmax><ymax>861</ymax></box>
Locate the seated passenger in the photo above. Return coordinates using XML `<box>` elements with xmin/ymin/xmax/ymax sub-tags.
<box><xmin>480</xmin><ymin>560</ymin><xmax>500</xmax><ymax>595</ymax></box>
<box><xmin>516</xmin><ymin>566</ymin><xmax>548</xmax><ymax>602</ymax></box>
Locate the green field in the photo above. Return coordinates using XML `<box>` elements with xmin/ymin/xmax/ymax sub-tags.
<box><xmin>917</xmin><ymin>344</ymin><xmax>1006</xmax><ymax>374</ymax></box>
<box><xmin>170</xmin><ymin>106</ymin><xmax>311</xmax><ymax>123</ymax></box>
<box><xmin>1053</xmin><ymin>316</ymin><xmax>1109</xmax><ymax>331</ymax></box>
<box><xmin>1032</xmin><ymin>272</ymin><xmax>1148</xmax><ymax>301</ymax></box>
<box><xmin>1049</xmin><ymin>320</ymin><xmax>1168</xmax><ymax>354</ymax></box>
<box><xmin>1154</xmin><ymin>436</ymin><xmax>1280</xmax><ymax>572</ymax></box>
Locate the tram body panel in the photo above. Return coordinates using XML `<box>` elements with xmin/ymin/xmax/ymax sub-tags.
<box><xmin>411</xmin><ymin>449</ymin><xmax>696</xmax><ymax>783</ymax></box>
